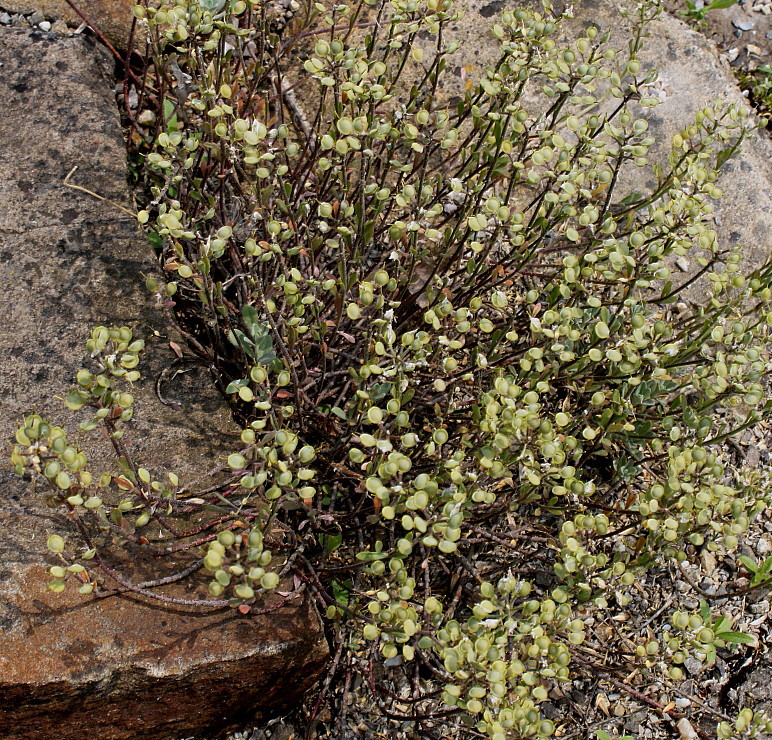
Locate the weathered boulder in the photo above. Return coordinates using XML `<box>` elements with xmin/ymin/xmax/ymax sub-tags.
<box><xmin>554</xmin><ymin>2</ymin><xmax>771</xmax><ymax>271</ymax></box>
<box><xmin>0</xmin><ymin>26</ymin><xmax>328</xmax><ymax>740</ymax></box>
<box><xmin>576</xmin><ymin>0</ymin><xmax>772</xmax><ymax>284</ymax></box>
<box><xmin>295</xmin><ymin>0</ymin><xmax>772</xmax><ymax>284</ymax></box>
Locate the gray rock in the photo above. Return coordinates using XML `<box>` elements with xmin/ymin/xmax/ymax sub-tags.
<box><xmin>557</xmin><ymin>3</ymin><xmax>772</xmax><ymax>290</ymax></box>
<box><xmin>316</xmin><ymin>0</ymin><xmax>772</xmax><ymax>296</ymax></box>
<box><xmin>629</xmin><ymin>11</ymin><xmax>772</xmax><ymax>298</ymax></box>
<box><xmin>51</xmin><ymin>19</ymin><xmax>70</xmax><ymax>35</ymax></box>
<box><xmin>0</xmin><ymin>26</ymin><xmax>327</xmax><ymax>740</ymax></box>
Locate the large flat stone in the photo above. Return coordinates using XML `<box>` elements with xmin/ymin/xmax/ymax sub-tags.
<box><xmin>0</xmin><ymin>26</ymin><xmax>327</xmax><ymax>740</ymax></box>
<box><xmin>295</xmin><ymin>0</ymin><xmax>772</xmax><ymax>282</ymax></box>
<box><xmin>571</xmin><ymin>1</ymin><xmax>772</xmax><ymax>285</ymax></box>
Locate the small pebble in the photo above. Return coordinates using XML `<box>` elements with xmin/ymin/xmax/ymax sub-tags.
<box><xmin>727</xmin><ymin>47</ymin><xmax>741</xmax><ymax>62</ymax></box>
<box><xmin>0</xmin><ymin>12</ymin><xmax>11</xmax><ymax>24</ymax></box>
<box><xmin>733</xmin><ymin>18</ymin><xmax>756</xmax><ymax>29</ymax></box>
<box><xmin>757</xmin><ymin>534</ymin><xmax>772</xmax><ymax>555</ymax></box>
<box><xmin>38</xmin><ymin>20</ymin><xmax>51</xmax><ymax>31</ymax></box>
<box><xmin>137</xmin><ymin>109</ymin><xmax>157</xmax><ymax>127</ymax></box>
<box><xmin>676</xmin><ymin>257</ymin><xmax>690</xmax><ymax>272</ymax></box>
<box><xmin>675</xmin><ymin>697</ymin><xmax>692</xmax><ymax>708</ymax></box>
<box><xmin>28</xmin><ymin>11</ymin><xmax>44</xmax><ymax>24</ymax></box>
<box><xmin>677</xmin><ymin>718</ymin><xmax>698</xmax><ymax>739</ymax></box>
<box><xmin>700</xmin><ymin>548</ymin><xmax>717</xmax><ymax>575</ymax></box>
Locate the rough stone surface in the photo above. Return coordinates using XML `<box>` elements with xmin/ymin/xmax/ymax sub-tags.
<box><xmin>0</xmin><ymin>26</ymin><xmax>327</xmax><ymax>740</ymax></box>
<box><xmin>297</xmin><ymin>0</ymin><xmax>772</xmax><ymax>287</ymax></box>
<box><xmin>598</xmin><ymin>3</ymin><xmax>772</xmax><ymax>285</ymax></box>
<box><xmin>525</xmin><ymin>2</ymin><xmax>770</xmax><ymax>273</ymax></box>
<box><xmin>1</xmin><ymin>0</ymin><xmax>135</xmax><ymax>48</ymax></box>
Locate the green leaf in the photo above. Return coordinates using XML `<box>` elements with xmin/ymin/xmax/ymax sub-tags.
<box><xmin>163</xmin><ymin>98</ymin><xmax>179</xmax><ymax>132</ymax></box>
<box><xmin>331</xmin><ymin>406</ymin><xmax>348</xmax><ymax>420</ymax></box>
<box><xmin>225</xmin><ymin>378</ymin><xmax>248</xmax><ymax>394</ymax></box>
<box><xmin>239</xmin><ymin>307</ymin><xmax>275</xmax><ymax>362</ymax></box>
<box><xmin>716</xmin><ymin>147</ymin><xmax>735</xmax><ymax>169</ymax></box>
<box><xmin>715</xmin><ymin>631</ymin><xmax>755</xmax><ymax>645</ymax></box>
<box><xmin>705</xmin><ymin>0</ymin><xmax>737</xmax><ymax>10</ymax></box>
<box><xmin>738</xmin><ymin>554</ymin><xmax>759</xmax><ymax>573</ymax></box>
<box><xmin>227</xmin><ymin>453</ymin><xmax>247</xmax><ymax>470</ymax></box>
<box><xmin>324</xmin><ymin>533</ymin><xmax>343</xmax><ymax>554</ymax></box>
<box><xmin>254</xmin><ymin>335</ymin><xmax>273</xmax><ymax>353</ymax></box>
<box><xmin>242</xmin><ymin>304</ymin><xmax>262</xmax><ymax>336</ymax></box>
<box><xmin>331</xmin><ymin>579</ymin><xmax>350</xmax><ymax>607</ymax></box>
<box><xmin>362</xmin><ymin>220</ymin><xmax>375</xmax><ymax>247</ymax></box>
<box><xmin>757</xmin><ymin>555</ymin><xmax>772</xmax><ymax>576</ymax></box>
<box><xmin>228</xmin><ymin>328</ymin><xmax>256</xmax><ymax>358</ymax></box>
<box><xmin>355</xmin><ymin>549</ymin><xmax>388</xmax><ymax>561</ymax></box>
<box><xmin>147</xmin><ymin>231</ymin><xmax>163</xmax><ymax>250</ymax></box>
<box><xmin>596</xmin><ymin>732</ymin><xmax>612</xmax><ymax>740</ymax></box>
<box><xmin>619</xmin><ymin>192</ymin><xmax>643</xmax><ymax>206</ymax></box>
<box><xmin>705</xmin><ymin>643</ymin><xmax>717</xmax><ymax>665</ymax></box>
<box><xmin>369</xmin><ymin>383</ymin><xmax>392</xmax><ymax>402</ymax></box>
<box><xmin>47</xmin><ymin>535</ymin><xmax>65</xmax><ymax>553</ymax></box>
<box><xmin>65</xmin><ymin>390</ymin><xmax>87</xmax><ymax>410</ymax></box>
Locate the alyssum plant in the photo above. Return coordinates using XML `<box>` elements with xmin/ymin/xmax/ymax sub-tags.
<box><xmin>12</xmin><ymin>0</ymin><xmax>772</xmax><ymax>736</ymax></box>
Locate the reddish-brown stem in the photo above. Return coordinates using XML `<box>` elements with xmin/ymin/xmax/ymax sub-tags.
<box><xmin>61</xmin><ymin>0</ymin><xmax>143</xmax><ymax>87</ymax></box>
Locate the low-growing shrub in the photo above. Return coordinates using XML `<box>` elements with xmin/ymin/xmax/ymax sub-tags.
<box><xmin>12</xmin><ymin>0</ymin><xmax>772</xmax><ymax>736</ymax></box>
